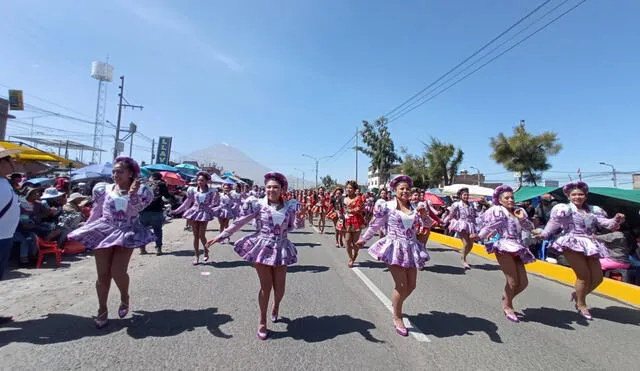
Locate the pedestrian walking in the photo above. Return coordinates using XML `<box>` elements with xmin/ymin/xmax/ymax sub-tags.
<box><xmin>140</xmin><ymin>172</ymin><xmax>172</xmax><ymax>255</ymax></box>
<box><xmin>206</xmin><ymin>172</ymin><xmax>305</xmax><ymax>340</ymax></box>
<box><xmin>67</xmin><ymin>156</ymin><xmax>155</xmax><ymax>329</ymax></box>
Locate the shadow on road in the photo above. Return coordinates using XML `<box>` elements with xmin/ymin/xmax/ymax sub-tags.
<box><xmin>589</xmin><ymin>306</ymin><xmax>640</xmax><ymax>325</ymax></box>
<box><xmin>423</xmin><ymin>264</ymin><xmax>467</xmax><ymax>275</ymax></box>
<box><xmin>289</xmin><ymin>231</ymin><xmax>313</xmax><ymax>235</ymax></box>
<box><xmin>1</xmin><ymin>270</ymin><xmax>32</xmax><ymax>281</ymax></box>
<box><xmin>520</xmin><ymin>307</ymin><xmax>588</xmax><ymax>330</ymax></box>
<box><xmin>0</xmin><ymin>308</ymin><xmax>234</xmax><ymax>347</ymax></box>
<box><xmin>409</xmin><ymin>311</ymin><xmax>502</xmax><ymax>343</ymax></box>
<box><xmin>165</xmin><ymin>250</ymin><xmax>197</xmax><ymax>257</ymax></box>
<box><xmin>270</xmin><ymin>315</ymin><xmax>383</xmax><ymax>343</ymax></box>
<box><xmin>469</xmin><ymin>263</ymin><xmax>501</xmax><ymax>271</ymax></box>
<box><xmin>293</xmin><ymin>242</ymin><xmax>322</xmax><ymax>248</ymax></box>
<box><xmin>210</xmin><ymin>260</ymin><xmax>252</xmax><ymax>269</ymax></box>
<box><xmin>287</xmin><ymin>265</ymin><xmax>329</xmax><ymax>274</ymax></box>
<box><xmin>128</xmin><ymin>308</ymin><xmax>233</xmax><ymax>339</ymax></box>
<box><xmin>357</xmin><ymin>260</ymin><xmax>388</xmax><ymax>270</ymax></box>
<box><xmin>428</xmin><ymin>247</ymin><xmax>456</xmax><ymax>253</ymax></box>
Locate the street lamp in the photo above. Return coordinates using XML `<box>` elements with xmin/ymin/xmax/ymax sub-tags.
<box><xmin>599</xmin><ymin>162</ymin><xmax>617</xmax><ymax>188</ymax></box>
<box><xmin>302</xmin><ymin>154</ymin><xmax>331</xmax><ymax>188</ymax></box>
<box><xmin>293</xmin><ymin>167</ymin><xmax>306</xmax><ymax>189</ymax></box>
<box><xmin>469</xmin><ymin>166</ymin><xmax>481</xmax><ymax>186</ymax></box>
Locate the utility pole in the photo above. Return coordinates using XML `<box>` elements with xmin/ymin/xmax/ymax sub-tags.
<box><xmin>151</xmin><ymin>138</ymin><xmax>155</xmax><ymax>164</ymax></box>
<box><xmin>113</xmin><ymin>76</ymin><xmax>143</xmax><ymax>160</ymax></box>
<box><xmin>129</xmin><ymin>131</ymin><xmax>134</xmax><ymax>157</ymax></box>
<box><xmin>355</xmin><ymin>127</ymin><xmax>358</xmax><ymax>184</ymax></box>
<box><xmin>599</xmin><ymin>162</ymin><xmax>617</xmax><ymax>188</ymax></box>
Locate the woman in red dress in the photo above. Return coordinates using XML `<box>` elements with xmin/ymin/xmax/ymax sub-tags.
<box><xmin>343</xmin><ymin>180</ymin><xmax>365</xmax><ymax>267</ymax></box>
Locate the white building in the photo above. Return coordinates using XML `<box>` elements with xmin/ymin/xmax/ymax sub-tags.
<box><xmin>367</xmin><ymin>167</ymin><xmax>400</xmax><ymax>191</ymax></box>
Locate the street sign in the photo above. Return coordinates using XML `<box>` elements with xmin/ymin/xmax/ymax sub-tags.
<box><xmin>8</xmin><ymin>90</ymin><xmax>24</xmax><ymax>110</ymax></box>
<box><xmin>116</xmin><ymin>141</ymin><xmax>125</xmax><ymax>153</ymax></box>
<box><xmin>156</xmin><ymin>136</ymin><xmax>172</xmax><ymax>164</ymax></box>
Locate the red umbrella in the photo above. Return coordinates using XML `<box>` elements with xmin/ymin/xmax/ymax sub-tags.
<box><xmin>423</xmin><ymin>192</ymin><xmax>445</xmax><ymax>206</ymax></box>
<box><xmin>159</xmin><ymin>171</ymin><xmax>186</xmax><ymax>186</ymax></box>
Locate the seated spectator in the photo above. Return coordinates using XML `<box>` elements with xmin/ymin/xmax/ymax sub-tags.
<box><xmin>595</xmin><ymin>224</ymin><xmax>636</xmax><ymax>271</ymax></box>
<box><xmin>8</xmin><ymin>173</ymin><xmax>23</xmax><ymax>193</ymax></box>
<box><xmin>18</xmin><ymin>186</ymin><xmax>62</xmax><ymax>242</ymax></box>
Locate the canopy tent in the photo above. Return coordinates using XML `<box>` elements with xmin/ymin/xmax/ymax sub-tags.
<box><xmin>159</xmin><ymin>171</ymin><xmax>186</xmax><ymax>186</ymax></box>
<box><xmin>70</xmin><ymin>163</ymin><xmax>113</xmax><ymax>182</ymax></box>
<box><xmin>142</xmin><ymin>164</ymin><xmax>178</xmax><ymax>173</ymax></box>
<box><xmin>423</xmin><ymin>193</ymin><xmax>445</xmax><ymax>206</ymax></box>
<box><xmin>442</xmin><ymin>184</ymin><xmax>495</xmax><ymax>197</ymax></box>
<box><xmin>210</xmin><ymin>173</ymin><xmax>225</xmax><ymax>184</ymax></box>
<box><xmin>1</xmin><ymin>141</ymin><xmax>84</xmax><ymax>168</ymax></box>
<box><xmin>514</xmin><ymin>186</ymin><xmax>562</xmax><ymax>202</ymax></box>
<box><xmin>590</xmin><ymin>187</ymin><xmax>640</xmax><ymax>204</ymax></box>
<box><xmin>175</xmin><ymin>163</ymin><xmax>200</xmax><ymax>175</ymax></box>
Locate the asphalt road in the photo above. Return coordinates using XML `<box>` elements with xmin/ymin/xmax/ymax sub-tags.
<box><xmin>0</xmin><ymin>220</ymin><xmax>638</xmax><ymax>370</ymax></box>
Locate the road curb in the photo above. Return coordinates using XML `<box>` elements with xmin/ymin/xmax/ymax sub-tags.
<box><xmin>429</xmin><ymin>232</ymin><xmax>640</xmax><ymax>307</ymax></box>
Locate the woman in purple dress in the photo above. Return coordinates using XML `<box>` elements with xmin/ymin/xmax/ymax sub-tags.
<box><xmin>171</xmin><ymin>171</ymin><xmax>219</xmax><ymax>265</ymax></box>
<box><xmin>476</xmin><ymin>185</ymin><xmax>535</xmax><ymax>323</ymax></box>
<box><xmin>443</xmin><ymin>187</ymin><xmax>478</xmax><ymax>269</ymax></box>
<box><xmin>214</xmin><ymin>181</ymin><xmax>237</xmax><ymax>243</ymax></box>
<box><xmin>356</xmin><ymin>175</ymin><xmax>432</xmax><ymax>336</ymax></box>
<box><xmin>535</xmin><ymin>182</ymin><xmax>624</xmax><ymax>320</ymax></box>
<box><xmin>68</xmin><ymin>157</ymin><xmax>155</xmax><ymax>328</ymax></box>
<box><xmin>206</xmin><ymin>172</ymin><xmax>305</xmax><ymax>340</ymax></box>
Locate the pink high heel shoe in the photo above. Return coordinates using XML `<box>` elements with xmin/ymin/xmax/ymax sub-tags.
<box><xmin>118</xmin><ymin>302</ymin><xmax>129</xmax><ymax>319</ymax></box>
<box><xmin>504</xmin><ymin>310</ymin><xmax>520</xmax><ymax>323</ymax></box>
<box><xmin>257</xmin><ymin>325</ymin><xmax>268</xmax><ymax>340</ymax></box>
<box><xmin>95</xmin><ymin>311</ymin><xmax>109</xmax><ymax>329</ymax></box>
<box><xmin>395</xmin><ymin>326</ymin><xmax>409</xmax><ymax>337</ymax></box>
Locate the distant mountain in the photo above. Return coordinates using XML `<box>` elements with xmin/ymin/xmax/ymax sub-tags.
<box><xmin>178</xmin><ymin>143</ymin><xmax>313</xmax><ymax>187</ymax></box>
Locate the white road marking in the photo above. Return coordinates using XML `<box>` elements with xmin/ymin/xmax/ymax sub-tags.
<box><xmin>309</xmin><ymin>223</ymin><xmax>430</xmax><ymax>342</ymax></box>
<box><xmin>351</xmin><ymin>267</ymin><xmax>431</xmax><ymax>342</ymax></box>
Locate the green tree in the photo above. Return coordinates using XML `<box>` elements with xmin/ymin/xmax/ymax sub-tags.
<box><xmin>398</xmin><ymin>146</ymin><xmax>429</xmax><ymax>189</ymax></box>
<box><xmin>423</xmin><ymin>137</ymin><xmax>464</xmax><ymax>186</ymax></box>
<box><xmin>489</xmin><ymin>120</ymin><xmax>562</xmax><ymax>186</ymax></box>
<box><xmin>321</xmin><ymin>174</ymin><xmax>337</xmax><ymax>188</ymax></box>
<box><xmin>357</xmin><ymin>117</ymin><xmax>401</xmax><ymax>187</ymax></box>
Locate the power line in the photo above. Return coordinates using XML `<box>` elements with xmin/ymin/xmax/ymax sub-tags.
<box><xmin>388</xmin><ymin>0</ymin><xmax>587</xmax><ymax>123</ymax></box>
<box><xmin>0</xmin><ymin>82</ymin><xmax>95</xmax><ymax>121</ymax></box>
<box><xmin>384</xmin><ymin>0</ymin><xmax>553</xmax><ymax>118</ymax></box>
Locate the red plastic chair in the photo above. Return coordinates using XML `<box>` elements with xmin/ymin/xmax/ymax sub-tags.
<box><xmin>62</xmin><ymin>241</ymin><xmax>86</xmax><ymax>255</ymax></box>
<box><xmin>35</xmin><ymin>236</ymin><xmax>63</xmax><ymax>268</ymax></box>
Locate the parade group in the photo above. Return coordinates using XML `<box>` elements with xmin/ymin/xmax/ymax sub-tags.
<box><xmin>1</xmin><ymin>151</ymin><xmax>636</xmax><ymax>340</ymax></box>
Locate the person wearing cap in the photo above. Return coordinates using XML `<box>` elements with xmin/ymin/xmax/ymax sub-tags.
<box><xmin>141</xmin><ymin>172</ymin><xmax>173</xmax><ymax>256</ymax></box>
<box><xmin>534</xmin><ymin>182</ymin><xmax>625</xmax><ymax>320</ymax></box>
<box><xmin>443</xmin><ymin>187</ymin><xmax>479</xmax><ymax>270</ymax></box>
<box><xmin>206</xmin><ymin>172</ymin><xmax>306</xmax><ymax>340</ymax></box>
<box><xmin>67</xmin><ymin>157</ymin><xmax>155</xmax><ymax>329</ymax></box>
<box><xmin>356</xmin><ymin>175</ymin><xmax>433</xmax><ymax>336</ymax></box>
<box><xmin>212</xmin><ymin>180</ymin><xmax>238</xmax><ymax>243</ymax></box>
<box><xmin>476</xmin><ymin>186</ymin><xmax>536</xmax><ymax>323</ymax></box>
<box><xmin>0</xmin><ymin>145</ymin><xmax>23</xmax><ymax>325</ymax></box>
<box><xmin>58</xmin><ymin>192</ymin><xmax>89</xmax><ymax>231</ymax></box>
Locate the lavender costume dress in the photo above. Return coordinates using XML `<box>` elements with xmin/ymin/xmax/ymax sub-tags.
<box><xmin>173</xmin><ymin>186</ymin><xmax>219</xmax><ymax>222</ymax></box>
<box><xmin>68</xmin><ymin>183</ymin><xmax>155</xmax><ymax>250</ymax></box>
<box><xmin>215</xmin><ymin>192</ymin><xmax>238</xmax><ymax>219</ymax></box>
<box><xmin>540</xmin><ymin>204</ymin><xmax>620</xmax><ymax>258</ymax></box>
<box><xmin>478</xmin><ymin>206</ymin><xmax>536</xmax><ymax>264</ymax></box>
<box><xmin>443</xmin><ymin>201</ymin><xmax>478</xmax><ymax>234</ymax></box>
<box><xmin>360</xmin><ymin>200</ymin><xmax>432</xmax><ymax>268</ymax></box>
<box><xmin>216</xmin><ymin>197</ymin><xmax>305</xmax><ymax>266</ymax></box>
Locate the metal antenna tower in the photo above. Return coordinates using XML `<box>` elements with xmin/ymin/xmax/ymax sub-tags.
<box><xmin>90</xmin><ymin>60</ymin><xmax>114</xmax><ymax>164</ymax></box>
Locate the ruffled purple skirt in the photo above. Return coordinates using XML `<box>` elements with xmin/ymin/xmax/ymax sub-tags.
<box><xmin>215</xmin><ymin>205</ymin><xmax>237</xmax><ymax>220</ymax></box>
<box><xmin>550</xmin><ymin>235</ymin><xmax>609</xmax><ymax>258</ymax></box>
<box><xmin>68</xmin><ymin>218</ymin><xmax>155</xmax><ymax>250</ymax></box>
<box><xmin>449</xmin><ymin>219</ymin><xmax>477</xmax><ymax>234</ymax></box>
<box><xmin>485</xmin><ymin>238</ymin><xmax>536</xmax><ymax>264</ymax></box>
<box><xmin>233</xmin><ymin>235</ymin><xmax>297</xmax><ymax>266</ymax></box>
<box><xmin>183</xmin><ymin>207</ymin><xmax>216</xmax><ymax>222</ymax></box>
<box><xmin>368</xmin><ymin>237</ymin><xmax>430</xmax><ymax>268</ymax></box>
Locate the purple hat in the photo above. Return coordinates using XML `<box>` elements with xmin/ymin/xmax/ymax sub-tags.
<box><xmin>114</xmin><ymin>156</ymin><xmax>141</xmax><ymax>178</ymax></box>
<box><xmin>563</xmin><ymin>181</ymin><xmax>588</xmax><ymax>196</ymax></box>
<box><xmin>196</xmin><ymin>171</ymin><xmax>211</xmax><ymax>181</ymax></box>
<box><xmin>492</xmin><ymin>185</ymin><xmax>514</xmax><ymax>204</ymax></box>
<box><xmin>389</xmin><ymin>175</ymin><xmax>413</xmax><ymax>189</ymax></box>
<box><xmin>264</xmin><ymin>172</ymin><xmax>288</xmax><ymax>191</ymax></box>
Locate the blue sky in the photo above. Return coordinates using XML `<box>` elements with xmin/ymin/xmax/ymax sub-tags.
<box><xmin>1</xmin><ymin>0</ymin><xmax>638</xmax><ymax>188</ymax></box>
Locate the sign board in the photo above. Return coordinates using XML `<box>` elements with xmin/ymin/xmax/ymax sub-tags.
<box><xmin>8</xmin><ymin>90</ymin><xmax>24</xmax><ymax>110</ymax></box>
<box><xmin>156</xmin><ymin>136</ymin><xmax>172</xmax><ymax>164</ymax></box>
<box><xmin>544</xmin><ymin>180</ymin><xmax>559</xmax><ymax>188</ymax></box>
<box><xmin>116</xmin><ymin>141</ymin><xmax>125</xmax><ymax>153</ymax></box>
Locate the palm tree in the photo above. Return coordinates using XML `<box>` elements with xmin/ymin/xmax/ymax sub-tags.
<box><xmin>357</xmin><ymin>117</ymin><xmax>401</xmax><ymax>187</ymax></box>
<box><xmin>423</xmin><ymin>137</ymin><xmax>464</xmax><ymax>186</ymax></box>
<box><xmin>490</xmin><ymin>120</ymin><xmax>562</xmax><ymax>186</ymax></box>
